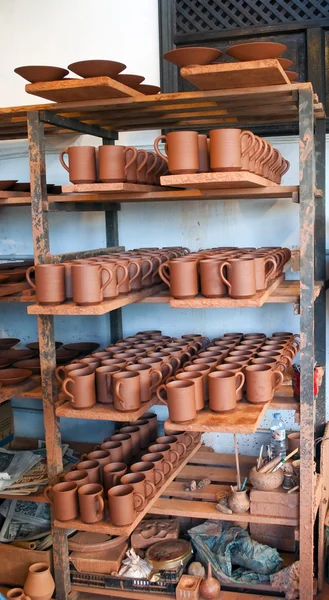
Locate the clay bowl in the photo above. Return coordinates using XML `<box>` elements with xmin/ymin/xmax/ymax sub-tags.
<box><xmin>0</xmin><ymin>180</ymin><xmax>18</xmax><ymax>190</ymax></box>
<box><xmin>9</xmin><ymin>182</ymin><xmax>31</xmax><ymax>192</ymax></box>
<box><xmin>63</xmin><ymin>342</ymin><xmax>100</xmax><ymax>355</ymax></box>
<box><xmin>164</xmin><ymin>46</ymin><xmax>222</xmax><ymax>67</ymax></box>
<box><xmin>27</xmin><ymin>341</ymin><xmax>63</xmax><ymax>352</ymax></box>
<box><xmin>287</xmin><ymin>432</ymin><xmax>300</xmax><ymax>454</ymax></box>
<box><xmin>68</xmin><ymin>60</ymin><xmax>126</xmax><ymax>78</ymax></box>
<box><xmin>6</xmin><ymin>268</ymin><xmax>27</xmax><ymax>282</ymax></box>
<box><xmin>0</xmin><ymin>368</ymin><xmax>32</xmax><ymax>386</ymax></box>
<box><xmin>0</xmin><ymin>349</ymin><xmax>38</xmax><ymax>361</ymax></box>
<box><xmin>226</xmin><ymin>42</ymin><xmax>287</xmax><ymax>61</ymax></box>
<box><xmin>277</xmin><ymin>58</ymin><xmax>294</xmax><ymax>69</ymax></box>
<box><xmin>13</xmin><ymin>359</ymin><xmax>41</xmax><ymax>375</ymax></box>
<box><xmin>113</xmin><ymin>74</ymin><xmax>145</xmax><ymax>89</ymax></box>
<box><xmin>0</xmin><ymin>274</ymin><xmax>9</xmax><ymax>283</ymax></box>
<box><xmin>136</xmin><ymin>84</ymin><xmax>161</xmax><ymax>95</ymax></box>
<box><xmin>0</xmin><ymin>358</ymin><xmax>15</xmax><ymax>369</ymax></box>
<box><xmin>14</xmin><ymin>65</ymin><xmax>69</xmax><ymax>83</ymax></box>
<box><xmin>285</xmin><ymin>71</ymin><xmax>299</xmax><ymax>81</ymax></box>
<box><xmin>56</xmin><ymin>348</ymin><xmax>79</xmax><ymax>364</ymax></box>
<box><xmin>249</xmin><ymin>465</ymin><xmax>284</xmax><ymax>491</ymax></box>
<box><xmin>0</xmin><ymin>338</ymin><xmax>20</xmax><ymax>350</ymax></box>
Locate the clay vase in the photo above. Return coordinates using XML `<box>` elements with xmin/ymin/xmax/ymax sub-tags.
<box><xmin>112</xmin><ymin>371</ymin><xmax>141</xmax><ymax>412</ymax></box>
<box><xmin>154</xmin><ymin>131</ymin><xmax>199</xmax><ymax>174</ymax></box>
<box><xmin>157</xmin><ymin>380</ymin><xmax>196</xmax><ymax>423</ymax></box>
<box><xmin>7</xmin><ymin>589</ymin><xmax>31</xmax><ymax>600</ymax></box>
<box><xmin>24</xmin><ymin>563</ymin><xmax>55</xmax><ymax>600</ymax></box>
<box><xmin>245</xmin><ymin>364</ymin><xmax>284</xmax><ymax>404</ymax></box>
<box><xmin>227</xmin><ymin>487</ymin><xmax>250</xmax><ymax>513</ymax></box>
<box><xmin>59</xmin><ymin>146</ymin><xmax>96</xmax><ymax>184</ymax></box>
<box><xmin>198</xmin><ymin>134</ymin><xmax>210</xmax><ymax>173</ymax></box>
<box><xmin>159</xmin><ymin>259</ymin><xmax>199</xmax><ymax>299</ymax></box>
<box><xmin>98</xmin><ymin>145</ymin><xmax>137</xmax><ymax>183</ymax></box>
<box><xmin>219</xmin><ymin>257</ymin><xmax>257</xmax><ymax>298</ymax></box>
<box><xmin>26</xmin><ymin>264</ymin><xmax>65</xmax><ymax>306</ymax></box>
<box><xmin>199</xmin><ymin>563</ymin><xmax>221</xmax><ymax>600</ymax></box>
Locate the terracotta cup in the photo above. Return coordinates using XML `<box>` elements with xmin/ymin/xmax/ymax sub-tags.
<box><xmin>135</xmin><ymin>149</ymin><xmax>149</xmax><ymax>184</ymax></box>
<box><xmin>95</xmin><ymin>365</ymin><xmax>121</xmax><ymax>404</ymax></box>
<box><xmin>71</xmin><ymin>263</ymin><xmax>112</xmax><ymax>305</ymax></box>
<box><xmin>112</xmin><ymin>371</ymin><xmax>141</xmax><ymax>412</ymax></box>
<box><xmin>183</xmin><ymin>362</ymin><xmax>211</xmax><ymax>401</ymax></box>
<box><xmin>154</xmin><ymin>131</ymin><xmax>199</xmax><ymax>174</ymax></box>
<box><xmin>245</xmin><ymin>364</ymin><xmax>284</xmax><ymax>404</ymax></box>
<box><xmin>167</xmin><ymin>430</ymin><xmax>195</xmax><ymax>450</ymax></box>
<box><xmin>59</xmin><ymin>146</ymin><xmax>96</xmax><ymax>184</ymax></box>
<box><xmin>287</xmin><ymin>432</ymin><xmax>300</xmax><ymax>454</ymax></box>
<box><xmin>216</xmin><ymin>362</ymin><xmax>244</xmax><ymax>400</ymax></box>
<box><xmin>110</xmin><ymin>433</ymin><xmax>133</xmax><ymax>463</ymax></box>
<box><xmin>77</xmin><ymin>357</ymin><xmax>102</xmax><ymax>371</ymax></box>
<box><xmin>148</xmin><ymin>443</ymin><xmax>179</xmax><ymax>466</ymax></box>
<box><xmin>120</xmin><ymin>425</ymin><xmax>141</xmax><ymax>456</ymax></box>
<box><xmin>208</xmin><ymin>370</ymin><xmax>244</xmax><ymax>412</ymax></box>
<box><xmin>121</xmin><ymin>472</ymin><xmax>156</xmax><ymax>500</ymax></box>
<box><xmin>157</xmin><ymin>380</ymin><xmax>196</xmax><ymax>423</ymax></box>
<box><xmin>81</xmin><ymin>450</ymin><xmax>111</xmax><ymax>481</ymax></box>
<box><xmin>219</xmin><ymin>257</ymin><xmax>256</xmax><ymax>298</ymax></box>
<box><xmin>55</xmin><ymin>362</ymin><xmax>88</xmax><ymax>385</ymax></box>
<box><xmin>108</xmin><ymin>257</ymin><xmax>140</xmax><ymax>294</ymax></box>
<box><xmin>98</xmin><ymin>145</ymin><xmax>138</xmax><ymax>182</ymax></box>
<box><xmin>156</xmin><ymin>435</ymin><xmax>186</xmax><ymax>458</ymax></box>
<box><xmin>7</xmin><ymin>589</ymin><xmax>30</xmax><ymax>600</ymax></box>
<box><xmin>141</xmin><ymin>411</ymin><xmax>158</xmax><ymax>441</ymax></box>
<box><xmin>159</xmin><ymin>259</ymin><xmax>198</xmax><ymax>299</ymax></box>
<box><xmin>59</xmin><ymin>469</ymin><xmax>89</xmax><ymax>488</ymax></box>
<box><xmin>95</xmin><ymin>440</ymin><xmax>124</xmax><ymax>462</ymax></box>
<box><xmin>209</xmin><ymin>129</ymin><xmax>255</xmax><ymax>172</ymax></box>
<box><xmin>141</xmin><ymin>451</ymin><xmax>172</xmax><ymax>477</ymax></box>
<box><xmin>170</xmin><ymin>370</ymin><xmax>204</xmax><ymax>411</ymax></box>
<box><xmin>44</xmin><ymin>481</ymin><xmax>78</xmax><ymax>521</ymax></box>
<box><xmin>26</xmin><ymin>264</ymin><xmax>65</xmax><ymax>306</ymax></box>
<box><xmin>98</xmin><ymin>262</ymin><xmax>129</xmax><ymax>300</ymax></box>
<box><xmin>103</xmin><ymin>462</ymin><xmax>127</xmax><ymax>494</ymax></box>
<box><xmin>137</xmin><ymin>357</ymin><xmax>173</xmax><ymax>381</ymax></box>
<box><xmin>62</xmin><ymin>369</ymin><xmax>96</xmax><ymax>409</ymax></box>
<box><xmin>199</xmin><ymin>258</ymin><xmax>228</xmax><ymax>297</ymax></box>
<box><xmin>198</xmin><ymin>134</ymin><xmax>210</xmax><ymax>173</ymax></box>
<box><xmin>74</xmin><ymin>459</ymin><xmax>101</xmax><ymax>484</ymax></box>
<box><xmin>130</xmin><ymin>461</ymin><xmax>164</xmax><ymax>488</ymax></box>
<box><xmin>78</xmin><ymin>483</ymin><xmax>104</xmax><ymax>523</ymax></box>
<box><xmin>131</xmin><ymin>418</ymin><xmax>150</xmax><ymax>448</ymax></box>
<box><xmin>146</xmin><ymin>152</ymin><xmax>159</xmax><ymax>184</ymax></box>
<box><xmin>108</xmin><ymin>484</ymin><xmax>144</xmax><ymax>526</ymax></box>
<box><xmin>247</xmin><ymin>254</ymin><xmax>277</xmax><ymax>291</ymax></box>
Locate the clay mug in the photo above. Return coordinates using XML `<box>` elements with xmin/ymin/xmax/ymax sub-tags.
<box><xmin>77</xmin><ymin>357</ymin><xmax>102</xmax><ymax>371</ymax></box>
<box><xmin>62</xmin><ymin>369</ymin><xmax>96</xmax><ymax>409</ymax></box>
<box><xmin>287</xmin><ymin>432</ymin><xmax>300</xmax><ymax>454</ymax></box>
<box><xmin>130</xmin><ymin>461</ymin><xmax>164</xmax><ymax>488</ymax></box>
<box><xmin>219</xmin><ymin>257</ymin><xmax>256</xmax><ymax>298</ymax></box>
<box><xmin>110</xmin><ymin>433</ymin><xmax>133</xmax><ymax>463</ymax></box>
<box><xmin>7</xmin><ymin>589</ymin><xmax>31</xmax><ymax>600</ymax></box>
<box><xmin>209</xmin><ymin>128</ymin><xmax>256</xmax><ymax>172</ymax></box>
<box><xmin>156</xmin><ymin>435</ymin><xmax>186</xmax><ymax>459</ymax></box>
<box><xmin>183</xmin><ymin>362</ymin><xmax>211</xmax><ymax>401</ymax></box>
<box><xmin>244</xmin><ymin>332</ymin><xmax>266</xmax><ymax>340</ymax></box>
<box><xmin>109</xmin><ymin>257</ymin><xmax>140</xmax><ymax>294</ymax></box>
<box><xmin>103</xmin><ymin>462</ymin><xmax>127</xmax><ymax>494</ymax></box>
<box><xmin>81</xmin><ymin>450</ymin><xmax>111</xmax><ymax>480</ymax></box>
<box><xmin>95</xmin><ymin>365</ymin><xmax>121</xmax><ymax>404</ymax></box>
<box><xmin>199</xmin><ymin>258</ymin><xmax>228</xmax><ymax>297</ymax></box>
<box><xmin>98</xmin><ymin>261</ymin><xmax>129</xmax><ymax>299</ymax></box>
<box><xmin>148</xmin><ymin>442</ymin><xmax>179</xmax><ymax>466</ymax></box>
<box><xmin>112</xmin><ymin>371</ymin><xmax>141</xmax><ymax>412</ymax></box>
<box><xmin>245</xmin><ymin>364</ymin><xmax>284</xmax><ymax>403</ymax></box>
<box><xmin>208</xmin><ymin>370</ymin><xmax>244</xmax><ymax>412</ymax></box>
<box><xmin>141</xmin><ymin>451</ymin><xmax>173</xmax><ymax>477</ymax></box>
<box><xmin>187</xmin><ymin>356</ymin><xmax>218</xmax><ymax>371</ymax></box>
<box><xmin>135</xmin><ymin>149</ymin><xmax>149</xmax><ymax>184</ymax></box>
<box><xmin>130</xmin><ymin>418</ymin><xmax>150</xmax><ymax>448</ymax></box>
<box><xmin>55</xmin><ymin>362</ymin><xmax>87</xmax><ymax>385</ymax></box>
<box><xmin>145</xmin><ymin>151</ymin><xmax>158</xmax><ymax>184</ymax></box>
<box><xmin>120</xmin><ymin>425</ymin><xmax>141</xmax><ymax>456</ymax></box>
<box><xmin>159</xmin><ymin>259</ymin><xmax>199</xmax><ymax>299</ymax></box>
<box><xmin>137</xmin><ymin>356</ymin><xmax>173</xmax><ymax>382</ymax></box>
<box><xmin>78</xmin><ymin>483</ymin><xmax>105</xmax><ymax>523</ymax></box>
<box><xmin>24</xmin><ymin>563</ymin><xmax>55</xmax><ymax>600</ymax></box>
<box><xmin>59</xmin><ymin>469</ymin><xmax>89</xmax><ymax>488</ymax></box>
<box><xmin>44</xmin><ymin>481</ymin><xmax>78</xmax><ymax>521</ymax></box>
<box><xmin>126</xmin><ymin>256</ymin><xmax>152</xmax><ymax>292</ymax></box>
<box><xmin>198</xmin><ymin>134</ymin><xmax>210</xmax><ymax>173</ymax></box>
<box><xmin>251</xmin><ymin>357</ymin><xmax>287</xmax><ymax>373</ymax></box>
<box><xmin>121</xmin><ymin>472</ymin><xmax>156</xmax><ymax>500</ymax></box>
<box><xmin>59</xmin><ymin>146</ymin><xmax>96</xmax><ymax>183</ymax></box>
<box><xmin>154</xmin><ymin>131</ymin><xmax>199</xmax><ymax>174</ymax></box>
<box><xmin>98</xmin><ymin>145</ymin><xmax>137</xmax><ymax>183</ymax></box>
<box><xmin>165</xmin><ymin>430</ymin><xmax>195</xmax><ymax>450</ymax></box>
<box><xmin>26</xmin><ymin>264</ymin><xmax>65</xmax><ymax>306</ymax></box>
<box><xmin>71</xmin><ymin>263</ymin><xmax>111</xmax><ymax>305</ymax></box>
<box><xmin>142</xmin><ymin>411</ymin><xmax>158</xmax><ymax>441</ymax></box>
<box><xmin>170</xmin><ymin>370</ymin><xmax>204</xmax><ymax>411</ymax></box>
<box><xmin>95</xmin><ymin>440</ymin><xmax>124</xmax><ymax>462</ymax></box>
<box><xmin>73</xmin><ymin>459</ymin><xmax>101</xmax><ymax>484</ymax></box>
<box><xmin>126</xmin><ymin>363</ymin><xmax>162</xmax><ymax>403</ymax></box>
<box><xmin>108</xmin><ymin>484</ymin><xmax>144</xmax><ymax>526</ymax></box>
<box><xmin>157</xmin><ymin>380</ymin><xmax>196</xmax><ymax>423</ymax></box>
<box><xmin>216</xmin><ymin>362</ymin><xmax>244</xmax><ymax>400</ymax></box>
<box><xmin>247</xmin><ymin>254</ymin><xmax>277</xmax><ymax>291</ymax></box>
<box><xmin>240</xmin><ymin>130</ymin><xmax>257</xmax><ymax>170</ymax></box>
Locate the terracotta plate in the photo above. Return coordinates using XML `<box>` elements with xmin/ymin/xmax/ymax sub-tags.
<box><xmin>226</xmin><ymin>42</ymin><xmax>287</xmax><ymax>61</ymax></box>
<box><xmin>13</xmin><ymin>359</ymin><xmax>41</xmax><ymax>375</ymax></box>
<box><xmin>0</xmin><ymin>274</ymin><xmax>9</xmax><ymax>283</ymax></box>
<box><xmin>14</xmin><ymin>65</ymin><xmax>69</xmax><ymax>83</ymax></box>
<box><xmin>0</xmin><ymin>338</ymin><xmax>20</xmax><ymax>350</ymax></box>
<box><xmin>113</xmin><ymin>74</ymin><xmax>145</xmax><ymax>89</ymax></box>
<box><xmin>164</xmin><ymin>47</ymin><xmax>222</xmax><ymax>67</ymax></box>
<box><xmin>10</xmin><ymin>182</ymin><xmax>31</xmax><ymax>192</ymax></box>
<box><xmin>0</xmin><ymin>180</ymin><xmax>18</xmax><ymax>190</ymax></box>
<box><xmin>27</xmin><ymin>341</ymin><xmax>63</xmax><ymax>351</ymax></box>
<box><xmin>0</xmin><ymin>349</ymin><xmax>38</xmax><ymax>361</ymax></box>
<box><xmin>56</xmin><ymin>348</ymin><xmax>79</xmax><ymax>363</ymax></box>
<box><xmin>278</xmin><ymin>58</ymin><xmax>294</xmax><ymax>69</ymax></box>
<box><xmin>68</xmin><ymin>60</ymin><xmax>126</xmax><ymax>79</ymax></box>
<box><xmin>0</xmin><ymin>358</ymin><xmax>14</xmax><ymax>369</ymax></box>
<box><xmin>63</xmin><ymin>342</ymin><xmax>100</xmax><ymax>354</ymax></box>
<box><xmin>285</xmin><ymin>71</ymin><xmax>299</xmax><ymax>81</ymax></box>
<box><xmin>5</xmin><ymin>268</ymin><xmax>27</xmax><ymax>282</ymax></box>
<box><xmin>136</xmin><ymin>84</ymin><xmax>161</xmax><ymax>95</ymax></box>
<box><xmin>0</xmin><ymin>368</ymin><xmax>33</xmax><ymax>385</ymax></box>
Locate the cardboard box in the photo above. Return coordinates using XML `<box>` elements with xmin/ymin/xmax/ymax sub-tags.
<box><xmin>0</xmin><ymin>543</ymin><xmax>53</xmax><ymax>586</ymax></box>
<box><xmin>0</xmin><ymin>402</ymin><xmax>14</xmax><ymax>448</ymax></box>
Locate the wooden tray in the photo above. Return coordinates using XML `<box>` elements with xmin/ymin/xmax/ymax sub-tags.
<box><xmin>61</xmin><ymin>183</ymin><xmax>165</xmax><ymax>194</ymax></box>
<box><xmin>160</xmin><ymin>171</ymin><xmax>279</xmax><ymax>190</ymax></box>
<box><xmin>54</xmin><ymin>441</ymin><xmax>201</xmax><ymax>535</ymax></box>
<box><xmin>180</xmin><ymin>59</ymin><xmax>291</xmax><ymax>91</ymax></box>
<box><xmin>25</xmin><ymin>76</ymin><xmax>144</xmax><ymax>103</ymax></box>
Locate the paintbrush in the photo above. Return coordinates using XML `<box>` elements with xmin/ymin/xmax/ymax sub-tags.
<box><xmin>241</xmin><ymin>477</ymin><xmax>247</xmax><ymax>491</ymax></box>
<box><xmin>270</xmin><ymin>448</ymin><xmax>299</xmax><ymax>473</ymax></box>
<box><xmin>256</xmin><ymin>445</ymin><xmax>264</xmax><ymax>471</ymax></box>
<box><xmin>234</xmin><ymin>434</ymin><xmax>241</xmax><ymax>490</ymax></box>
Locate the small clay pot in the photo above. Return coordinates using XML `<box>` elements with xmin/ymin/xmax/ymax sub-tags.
<box><xmin>227</xmin><ymin>486</ymin><xmax>250</xmax><ymax>513</ymax></box>
<box><xmin>287</xmin><ymin>432</ymin><xmax>300</xmax><ymax>454</ymax></box>
<box><xmin>24</xmin><ymin>563</ymin><xmax>55</xmax><ymax>600</ymax></box>
<box><xmin>199</xmin><ymin>563</ymin><xmax>221</xmax><ymax>599</ymax></box>
<box><xmin>249</xmin><ymin>465</ymin><xmax>284</xmax><ymax>491</ymax></box>
<box><xmin>7</xmin><ymin>589</ymin><xmax>31</xmax><ymax>600</ymax></box>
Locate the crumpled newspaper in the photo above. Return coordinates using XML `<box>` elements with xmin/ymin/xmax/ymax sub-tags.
<box><xmin>119</xmin><ymin>548</ymin><xmax>152</xmax><ymax>579</ymax></box>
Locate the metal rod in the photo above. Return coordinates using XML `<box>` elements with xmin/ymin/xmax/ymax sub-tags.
<box><xmin>47</xmin><ymin>202</ymin><xmax>121</xmax><ymax>213</ymax></box>
<box><xmin>51</xmin><ymin>246</ymin><xmax>124</xmax><ymax>263</ymax></box>
<box><xmin>40</xmin><ymin>110</ymin><xmax>118</xmax><ymax>139</ymax></box>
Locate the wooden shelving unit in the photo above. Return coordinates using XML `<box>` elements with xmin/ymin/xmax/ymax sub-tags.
<box><xmin>0</xmin><ymin>82</ymin><xmax>324</xmax><ymax>600</ymax></box>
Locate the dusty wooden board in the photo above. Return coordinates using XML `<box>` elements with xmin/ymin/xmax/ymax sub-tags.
<box><xmin>164</xmin><ymin>400</ymin><xmax>269</xmax><ymax>434</ymax></box>
<box><xmin>169</xmin><ymin>274</ymin><xmax>284</xmax><ymax>309</ymax></box>
<box><xmin>74</xmin><ymin>588</ymin><xmax>283</xmax><ymax>600</ymax></box>
<box><xmin>180</xmin><ymin>59</ymin><xmax>291</xmax><ymax>91</ymax></box>
<box><xmin>0</xmin><ymin>281</ymin><xmax>29</xmax><ymax>297</ymax></box>
<box><xmin>61</xmin><ymin>183</ymin><xmax>166</xmax><ymax>194</ymax></box>
<box><xmin>54</xmin><ymin>442</ymin><xmax>201</xmax><ymax>535</ymax></box>
<box><xmin>27</xmin><ymin>283</ymin><xmax>165</xmax><ymax>315</ymax></box>
<box><xmin>161</xmin><ymin>171</ymin><xmax>280</xmax><ymax>190</ymax></box>
<box><xmin>0</xmin><ymin>377</ymin><xmax>39</xmax><ymax>404</ymax></box>
<box><xmin>25</xmin><ymin>76</ymin><xmax>144</xmax><ymax>103</ymax></box>
<box><xmin>55</xmin><ymin>394</ymin><xmax>157</xmax><ymax>422</ymax></box>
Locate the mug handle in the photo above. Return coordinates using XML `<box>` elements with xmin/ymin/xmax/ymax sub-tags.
<box><xmin>156</xmin><ymin>384</ymin><xmax>167</xmax><ymax>404</ymax></box>
<box><xmin>144</xmin><ymin>479</ymin><xmax>156</xmax><ymax>499</ymax></box>
<box><xmin>81</xmin><ymin>453</ymin><xmax>89</xmax><ymax>460</ymax></box>
<box><xmin>176</xmin><ymin>442</ymin><xmax>186</xmax><ymax>457</ymax></box>
<box><xmin>154</xmin><ymin>468</ymin><xmax>165</xmax><ymax>487</ymax></box>
<box><xmin>26</xmin><ymin>266</ymin><xmax>36</xmax><ymax>290</ymax></box>
<box><xmin>154</xmin><ymin>135</ymin><xmax>168</xmax><ymax>163</ymax></box>
<box><xmin>151</xmin><ymin>256</ymin><xmax>161</xmax><ymax>283</ymax></box>
<box><xmin>162</xmin><ymin>459</ymin><xmax>173</xmax><ymax>476</ymax></box>
<box><xmin>264</xmin><ymin>257</ymin><xmax>277</xmax><ymax>285</ymax></box>
<box><xmin>62</xmin><ymin>377</ymin><xmax>75</xmax><ymax>403</ymax></box>
<box><xmin>241</xmin><ymin>130</ymin><xmax>256</xmax><ymax>158</ymax></box>
<box><xmin>115</xmin><ymin>264</ymin><xmax>129</xmax><ymax>290</ymax></box>
<box><xmin>149</xmin><ymin>368</ymin><xmax>163</xmax><ymax>391</ymax></box>
<box><xmin>170</xmin><ymin>356</ymin><xmax>181</xmax><ymax>372</ymax></box>
<box><xmin>161</xmin><ymin>362</ymin><xmax>173</xmax><ymax>380</ymax></box>
<box><xmin>146</xmin><ymin>152</ymin><xmax>158</xmax><ymax>175</ymax></box>
<box><xmin>276</xmin><ymin>361</ymin><xmax>287</xmax><ymax>374</ymax></box>
<box><xmin>59</xmin><ymin>149</ymin><xmax>69</xmax><ymax>172</ymax></box>
<box><xmin>95</xmin><ymin>493</ymin><xmax>105</xmax><ymax>519</ymax></box>
<box><xmin>136</xmin><ymin>149</ymin><xmax>148</xmax><ymax>173</ymax></box>
<box><xmin>158</xmin><ymin>262</ymin><xmax>171</xmax><ymax>287</ymax></box>
<box><xmin>219</xmin><ymin>261</ymin><xmax>231</xmax><ymax>293</ymax></box>
<box><xmin>114</xmin><ymin>381</ymin><xmax>125</xmax><ymax>405</ymax></box>
<box><xmin>235</xmin><ymin>372</ymin><xmax>245</xmax><ymax>394</ymax></box>
<box><xmin>169</xmin><ymin>449</ymin><xmax>180</xmax><ymax>465</ymax></box>
<box><xmin>44</xmin><ymin>485</ymin><xmax>53</xmax><ymax>504</ymax></box>
<box><xmin>100</xmin><ymin>267</ymin><xmax>113</xmax><ymax>292</ymax></box>
<box><xmin>124</xmin><ymin>146</ymin><xmax>138</xmax><ymax>171</ymax></box>
<box><xmin>272</xmin><ymin>369</ymin><xmax>284</xmax><ymax>391</ymax></box>
<box><xmin>128</xmin><ymin>260</ymin><xmax>141</xmax><ymax>284</ymax></box>
<box><xmin>281</xmin><ymin>351</ymin><xmax>293</xmax><ymax>365</ymax></box>
<box><xmin>55</xmin><ymin>366</ymin><xmax>65</xmax><ymax>384</ymax></box>
<box><xmin>141</xmin><ymin>258</ymin><xmax>153</xmax><ymax>284</ymax></box>
<box><xmin>133</xmin><ymin>491</ymin><xmax>146</xmax><ymax>512</ymax></box>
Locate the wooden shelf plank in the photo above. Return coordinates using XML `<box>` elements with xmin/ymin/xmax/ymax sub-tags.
<box><xmin>73</xmin><ymin>587</ymin><xmax>283</xmax><ymax>600</ymax></box>
<box><xmin>26</xmin><ymin>76</ymin><xmax>144</xmax><ymax>103</ymax></box>
<box><xmin>55</xmin><ymin>395</ymin><xmax>158</xmax><ymax>421</ymax></box>
<box><xmin>54</xmin><ymin>442</ymin><xmax>201</xmax><ymax>535</ymax></box>
<box><xmin>161</xmin><ymin>171</ymin><xmax>280</xmax><ymax>190</ymax></box>
<box><xmin>0</xmin><ymin>376</ymin><xmax>39</xmax><ymax>404</ymax></box>
<box><xmin>27</xmin><ymin>283</ymin><xmax>165</xmax><ymax>315</ymax></box>
<box><xmin>61</xmin><ymin>183</ymin><xmax>166</xmax><ymax>194</ymax></box>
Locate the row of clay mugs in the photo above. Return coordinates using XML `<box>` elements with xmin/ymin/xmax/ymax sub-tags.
<box><xmin>59</xmin><ymin>145</ymin><xmax>168</xmax><ymax>186</ymax></box>
<box><xmin>26</xmin><ymin>246</ymin><xmax>189</xmax><ymax>306</ymax></box>
<box><xmin>159</xmin><ymin>247</ymin><xmax>291</xmax><ymax>300</ymax></box>
<box><xmin>154</xmin><ymin>129</ymin><xmax>289</xmax><ymax>182</ymax></box>
<box><xmin>157</xmin><ymin>332</ymin><xmax>299</xmax><ymax>420</ymax></box>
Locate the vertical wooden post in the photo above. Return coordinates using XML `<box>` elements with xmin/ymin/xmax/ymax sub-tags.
<box><xmin>298</xmin><ymin>89</ymin><xmax>315</xmax><ymax>600</ymax></box>
<box><xmin>27</xmin><ymin>112</ymin><xmax>70</xmax><ymax>600</ymax></box>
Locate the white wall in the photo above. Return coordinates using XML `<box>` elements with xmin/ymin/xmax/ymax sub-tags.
<box><xmin>0</xmin><ymin>0</ymin><xmax>323</xmax><ymax>450</ymax></box>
